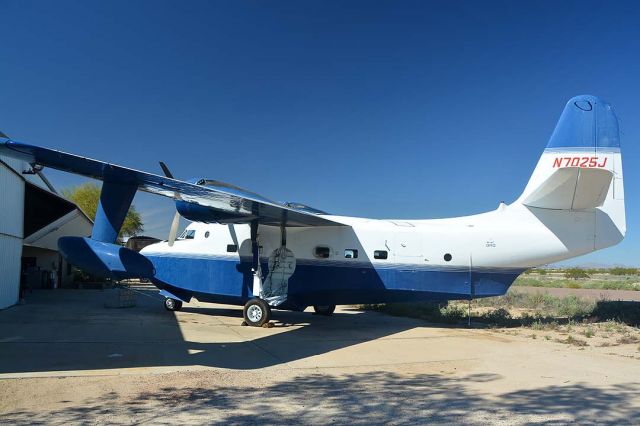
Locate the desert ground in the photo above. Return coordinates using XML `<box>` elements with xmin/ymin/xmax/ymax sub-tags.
<box><xmin>0</xmin><ymin>287</ymin><xmax>639</xmax><ymax>425</ymax></box>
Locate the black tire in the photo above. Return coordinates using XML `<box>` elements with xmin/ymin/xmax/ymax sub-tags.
<box><xmin>164</xmin><ymin>297</ymin><xmax>183</xmax><ymax>311</ymax></box>
<box><xmin>313</xmin><ymin>305</ymin><xmax>336</xmax><ymax>316</ymax></box>
<box><xmin>243</xmin><ymin>298</ymin><xmax>271</xmax><ymax>327</ymax></box>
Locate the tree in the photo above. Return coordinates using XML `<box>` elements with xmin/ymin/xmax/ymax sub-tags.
<box><xmin>62</xmin><ymin>182</ymin><xmax>144</xmax><ymax>239</ymax></box>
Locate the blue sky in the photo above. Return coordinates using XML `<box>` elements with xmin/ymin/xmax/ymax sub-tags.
<box><xmin>1</xmin><ymin>1</ymin><xmax>638</xmax><ymax>266</ymax></box>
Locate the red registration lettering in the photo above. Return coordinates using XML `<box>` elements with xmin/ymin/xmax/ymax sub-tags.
<box><xmin>552</xmin><ymin>156</ymin><xmax>607</xmax><ymax>168</ymax></box>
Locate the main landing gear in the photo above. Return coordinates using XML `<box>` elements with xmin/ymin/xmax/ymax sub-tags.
<box><xmin>164</xmin><ymin>297</ymin><xmax>183</xmax><ymax>311</ymax></box>
<box><xmin>243</xmin><ymin>298</ymin><xmax>272</xmax><ymax>327</ymax></box>
<box><xmin>313</xmin><ymin>305</ymin><xmax>336</xmax><ymax>316</ymax></box>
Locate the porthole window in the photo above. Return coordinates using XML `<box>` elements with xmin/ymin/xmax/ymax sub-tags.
<box><xmin>227</xmin><ymin>244</ymin><xmax>238</xmax><ymax>253</ymax></box>
<box><xmin>314</xmin><ymin>246</ymin><xmax>331</xmax><ymax>259</ymax></box>
<box><xmin>374</xmin><ymin>250</ymin><xmax>388</xmax><ymax>260</ymax></box>
<box><xmin>204</xmin><ymin>231</ymin><xmax>210</xmax><ymax>238</ymax></box>
<box><xmin>344</xmin><ymin>249</ymin><xmax>358</xmax><ymax>259</ymax></box>
<box><xmin>444</xmin><ymin>253</ymin><xmax>452</xmax><ymax>262</ymax></box>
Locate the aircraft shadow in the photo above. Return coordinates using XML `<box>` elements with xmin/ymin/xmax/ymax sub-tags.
<box><xmin>0</xmin><ymin>288</ymin><xmax>420</xmax><ymax>374</ymax></box>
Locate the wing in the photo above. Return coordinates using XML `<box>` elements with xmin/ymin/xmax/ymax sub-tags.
<box><xmin>0</xmin><ymin>139</ymin><xmax>345</xmax><ymax>227</ymax></box>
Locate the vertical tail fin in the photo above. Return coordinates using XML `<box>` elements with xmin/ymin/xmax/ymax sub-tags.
<box><xmin>517</xmin><ymin>95</ymin><xmax>625</xmax><ymax>250</ymax></box>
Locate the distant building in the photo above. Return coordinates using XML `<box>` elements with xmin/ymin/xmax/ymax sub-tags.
<box><xmin>0</xmin><ymin>155</ymin><xmax>93</xmax><ymax>309</ymax></box>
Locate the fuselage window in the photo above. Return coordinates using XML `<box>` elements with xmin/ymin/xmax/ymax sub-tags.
<box><xmin>314</xmin><ymin>246</ymin><xmax>331</xmax><ymax>259</ymax></box>
<box><xmin>204</xmin><ymin>231</ymin><xmax>210</xmax><ymax>238</ymax></box>
<box><xmin>179</xmin><ymin>229</ymin><xmax>196</xmax><ymax>240</ymax></box>
<box><xmin>374</xmin><ymin>250</ymin><xmax>388</xmax><ymax>260</ymax></box>
<box><xmin>444</xmin><ymin>253</ymin><xmax>452</xmax><ymax>262</ymax></box>
<box><xmin>227</xmin><ymin>244</ymin><xmax>238</xmax><ymax>253</ymax></box>
<box><xmin>344</xmin><ymin>249</ymin><xmax>358</xmax><ymax>259</ymax></box>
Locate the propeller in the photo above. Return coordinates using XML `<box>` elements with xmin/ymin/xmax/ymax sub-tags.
<box><xmin>159</xmin><ymin>161</ymin><xmax>182</xmax><ymax>247</ymax></box>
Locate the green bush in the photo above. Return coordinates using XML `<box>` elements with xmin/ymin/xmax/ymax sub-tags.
<box><xmin>564</xmin><ymin>268</ymin><xmax>590</xmax><ymax>280</ymax></box>
<box><xmin>609</xmin><ymin>267</ymin><xmax>639</xmax><ymax>276</ymax></box>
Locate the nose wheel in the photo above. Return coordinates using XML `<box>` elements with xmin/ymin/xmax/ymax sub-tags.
<box><xmin>243</xmin><ymin>298</ymin><xmax>271</xmax><ymax>327</ymax></box>
<box><xmin>164</xmin><ymin>297</ymin><xmax>183</xmax><ymax>311</ymax></box>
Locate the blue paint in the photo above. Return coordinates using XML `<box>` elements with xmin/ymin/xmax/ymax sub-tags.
<box><xmin>92</xmin><ymin>180</ymin><xmax>138</xmax><ymax>243</ymax></box>
<box><xmin>144</xmin><ymin>253</ymin><xmax>522</xmax><ymax>307</ymax></box>
<box><xmin>58</xmin><ymin>237</ymin><xmax>155</xmax><ymax>280</ymax></box>
<box><xmin>547</xmin><ymin>95</ymin><xmax>620</xmax><ymax>149</ymax></box>
<box><xmin>175</xmin><ymin>200</ymin><xmax>247</xmax><ymax>224</ymax></box>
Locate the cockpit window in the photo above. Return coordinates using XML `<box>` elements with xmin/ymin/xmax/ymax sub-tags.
<box><xmin>179</xmin><ymin>229</ymin><xmax>196</xmax><ymax>240</ymax></box>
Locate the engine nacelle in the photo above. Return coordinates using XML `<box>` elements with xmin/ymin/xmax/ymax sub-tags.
<box><xmin>175</xmin><ymin>200</ymin><xmax>253</xmax><ymax>224</ymax></box>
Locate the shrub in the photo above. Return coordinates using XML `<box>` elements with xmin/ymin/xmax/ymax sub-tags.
<box><xmin>556</xmin><ymin>296</ymin><xmax>595</xmax><ymax>318</ymax></box>
<box><xmin>439</xmin><ymin>304</ymin><xmax>468</xmax><ymax>322</ymax></box>
<box><xmin>480</xmin><ymin>308</ymin><xmax>512</xmax><ymax>324</ymax></box>
<box><xmin>563</xmin><ymin>335</ymin><xmax>588</xmax><ymax>347</ymax></box>
<box><xmin>609</xmin><ymin>267</ymin><xmax>639</xmax><ymax>276</ymax></box>
<box><xmin>564</xmin><ymin>268</ymin><xmax>590</xmax><ymax>280</ymax></box>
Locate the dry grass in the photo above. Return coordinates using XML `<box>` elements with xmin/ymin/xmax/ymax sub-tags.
<box><xmin>360</xmin><ymin>292</ymin><xmax>640</xmax><ymax>349</ymax></box>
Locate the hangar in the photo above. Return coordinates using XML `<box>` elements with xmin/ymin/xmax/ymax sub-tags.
<box><xmin>0</xmin><ymin>147</ymin><xmax>93</xmax><ymax>309</ymax></box>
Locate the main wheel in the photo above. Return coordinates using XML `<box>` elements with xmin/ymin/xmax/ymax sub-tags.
<box><xmin>243</xmin><ymin>298</ymin><xmax>271</xmax><ymax>327</ymax></box>
<box><xmin>164</xmin><ymin>297</ymin><xmax>183</xmax><ymax>311</ymax></box>
<box><xmin>313</xmin><ymin>304</ymin><xmax>336</xmax><ymax>316</ymax></box>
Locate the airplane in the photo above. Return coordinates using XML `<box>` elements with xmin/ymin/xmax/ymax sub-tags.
<box><xmin>0</xmin><ymin>95</ymin><xmax>625</xmax><ymax>327</ymax></box>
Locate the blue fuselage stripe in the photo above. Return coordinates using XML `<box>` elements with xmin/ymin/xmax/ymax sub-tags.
<box><xmin>146</xmin><ymin>254</ymin><xmax>522</xmax><ymax>306</ymax></box>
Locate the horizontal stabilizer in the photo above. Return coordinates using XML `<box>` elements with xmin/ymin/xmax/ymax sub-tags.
<box><xmin>523</xmin><ymin>167</ymin><xmax>612</xmax><ymax>210</ymax></box>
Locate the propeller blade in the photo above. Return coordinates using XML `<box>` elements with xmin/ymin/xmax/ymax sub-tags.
<box><xmin>168</xmin><ymin>211</ymin><xmax>181</xmax><ymax>247</ymax></box>
<box><xmin>159</xmin><ymin>161</ymin><xmax>181</xmax><ymax>246</ymax></box>
<box><xmin>159</xmin><ymin>161</ymin><xmax>174</xmax><ymax>179</ymax></box>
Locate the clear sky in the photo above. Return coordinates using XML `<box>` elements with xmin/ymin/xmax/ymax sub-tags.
<box><xmin>1</xmin><ymin>1</ymin><xmax>638</xmax><ymax>266</ymax></box>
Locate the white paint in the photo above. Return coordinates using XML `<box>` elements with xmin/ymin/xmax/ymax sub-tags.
<box><xmin>142</xmin><ymin>149</ymin><xmax>625</xmax><ymax>272</ymax></box>
<box><xmin>0</xmin><ymin>158</ymin><xmax>25</xmax><ymax>309</ymax></box>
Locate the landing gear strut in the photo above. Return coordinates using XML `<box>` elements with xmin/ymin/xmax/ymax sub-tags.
<box><xmin>313</xmin><ymin>305</ymin><xmax>336</xmax><ymax>316</ymax></box>
<box><xmin>164</xmin><ymin>297</ymin><xmax>183</xmax><ymax>311</ymax></box>
<box><xmin>243</xmin><ymin>298</ymin><xmax>271</xmax><ymax>327</ymax></box>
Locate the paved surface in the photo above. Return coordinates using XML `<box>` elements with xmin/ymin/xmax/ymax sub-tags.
<box><xmin>513</xmin><ymin>285</ymin><xmax>640</xmax><ymax>301</ymax></box>
<box><xmin>0</xmin><ymin>289</ymin><xmax>639</xmax><ymax>424</ymax></box>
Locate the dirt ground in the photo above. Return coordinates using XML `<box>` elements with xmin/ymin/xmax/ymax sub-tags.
<box><xmin>0</xmin><ymin>289</ymin><xmax>639</xmax><ymax>424</ymax></box>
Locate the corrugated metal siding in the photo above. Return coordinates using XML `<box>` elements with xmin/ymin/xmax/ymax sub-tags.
<box><xmin>0</xmin><ymin>157</ymin><xmax>25</xmax><ymax>238</ymax></box>
<box><xmin>0</xmin><ymin>234</ymin><xmax>21</xmax><ymax>308</ymax></box>
<box><xmin>0</xmin><ymin>157</ymin><xmax>25</xmax><ymax>308</ymax></box>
